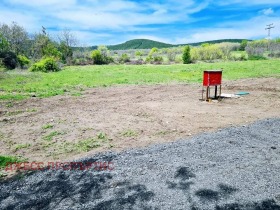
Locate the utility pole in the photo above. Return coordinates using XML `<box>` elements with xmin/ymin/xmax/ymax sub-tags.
<box><xmin>265</xmin><ymin>23</ymin><xmax>274</xmax><ymax>39</ymax></box>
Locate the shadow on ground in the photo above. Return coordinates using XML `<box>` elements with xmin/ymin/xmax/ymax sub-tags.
<box><xmin>167</xmin><ymin>166</ymin><xmax>280</xmax><ymax>210</ymax></box>
<box><xmin>0</xmin><ymin>154</ymin><xmax>155</xmax><ymax>210</ymax></box>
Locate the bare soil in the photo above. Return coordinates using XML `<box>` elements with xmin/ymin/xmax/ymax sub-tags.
<box><xmin>0</xmin><ymin>77</ymin><xmax>279</xmax><ymax>163</ymax></box>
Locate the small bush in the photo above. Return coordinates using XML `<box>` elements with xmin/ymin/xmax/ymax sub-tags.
<box><xmin>145</xmin><ymin>55</ymin><xmax>163</xmax><ymax>64</ymax></box>
<box><xmin>17</xmin><ymin>55</ymin><xmax>30</xmax><ymax>69</ymax></box>
<box><xmin>29</xmin><ymin>57</ymin><xmax>60</xmax><ymax>72</ymax></box>
<box><xmin>91</xmin><ymin>50</ymin><xmax>103</xmax><ymax>64</ymax></box>
<box><xmin>0</xmin><ymin>51</ymin><xmax>18</xmax><ymax>69</ymax></box>
<box><xmin>91</xmin><ymin>49</ymin><xmax>114</xmax><ymax>65</ymax></box>
<box><xmin>153</xmin><ymin>56</ymin><xmax>163</xmax><ymax>64</ymax></box>
<box><xmin>118</xmin><ymin>53</ymin><xmax>130</xmax><ymax>63</ymax></box>
<box><xmin>145</xmin><ymin>55</ymin><xmax>153</xmax><ymax>63</ymax></box>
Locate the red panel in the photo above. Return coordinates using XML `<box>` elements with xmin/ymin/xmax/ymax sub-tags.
<box><xmin>203</xmin><ymin>70</ymin><xmax>222</xmax><ymax>86</ymax></box>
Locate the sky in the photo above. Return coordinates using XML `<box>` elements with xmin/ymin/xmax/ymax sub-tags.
<box><xmin>0</xmin><ymin>0</ymin><xmax>280</xmax><ymax>46</ymax></box>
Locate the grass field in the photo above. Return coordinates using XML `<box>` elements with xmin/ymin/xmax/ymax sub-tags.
<box><xmin>0</xmin><ymin>60</ymin><xmax>279</xmax><ymax>100</ymax></box>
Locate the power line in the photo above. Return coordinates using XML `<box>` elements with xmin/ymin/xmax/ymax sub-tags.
<box><xmin>265</xmin><ymin>23</ymin><xmax>275</xmax><ymax>39</ymax></box>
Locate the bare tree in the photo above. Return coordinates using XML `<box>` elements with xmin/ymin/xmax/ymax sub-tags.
<box><xmin>58</xmin><ymin>28</ymin><xmax>78</xmax><ymax>48</ymax></box>
<box><xmin>58</xmin><ymin>28</ymin><xmax>78</xmax><ymax>64</ymax></box>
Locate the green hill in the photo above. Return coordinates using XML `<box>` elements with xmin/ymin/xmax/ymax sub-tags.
<box><xmin>107</xmin><ymin>39</ymin><xmax>174</xmax><ymax>50</ymax></box>
<box><xmin>73</xmin><ymin>39</ymin><xmax>249</xmax><ymax>51</ymax></box>
<box><xmin>187</xmin><ymin>39</ymin><xmax>248</xmax><ymax>46</ymax></box>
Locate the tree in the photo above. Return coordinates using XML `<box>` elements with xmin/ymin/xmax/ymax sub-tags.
<box><xmin>0</xmin><ymin>22</ymin><xmax>29</xmax><ymax>55</ymax></box>
<box><xmin>58</xmin><ymin>28</ymin><xmax>77</xmax><ymax>64</ymax></box>
<box><xmin>239</xmin><ymin>40</ymin><xmax>248</xmax><ymax>51</ymax></box>
<box><xmin>0</xmin><ymin>33</ymin><xmax>9</xmax><ymax>52</ymax></box>
<box><xmin>182</xmin><ymin>45</ymin><xmax>191</xmax><ymax>64</ymax></box>
<box><xmin>31</xmin><ymin>30</ymin><xmax>60</xmax><ymax>60</ymax></box>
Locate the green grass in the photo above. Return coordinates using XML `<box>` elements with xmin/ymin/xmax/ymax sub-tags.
<box><xmin>42</xmin><ymin>124</ymin><xmax>54</xmax><ymax>129</ymax></box>
<box><xmin>0</xmin><ymin>155</ymin><xmax>24</xmax><ymax>169</ymax></box>
<box><xmin>122</xmin><ymin>129</ymin><xmax>138</xmax><ymax>137</ymax></box>
<box><xmin>12</xmin><ymin>143</ymin><xmax>31</xmax><ymax>152</ymax></box>
<box><xmin>43</xmin><ymin>131</ymin><xmax>65</xmax><ymax>141</ymax></box>
<box><xmin>0</xmin><ymin>60</ymin><xmax>279</xmax><ymax>100</ymax></box>
<box><xmin>63</xmin><ymin>134</ymin><xmax>109</xmax><ymax>153</ymax></box>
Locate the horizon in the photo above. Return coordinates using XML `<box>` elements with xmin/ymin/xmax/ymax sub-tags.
<box><xmin>1</xmin><ymin>0</ymin><xmax>280</xmax><ymax>46</ymax></box>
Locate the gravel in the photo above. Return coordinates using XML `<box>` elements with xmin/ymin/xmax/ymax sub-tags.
<box><xmin>1</xmin><ymin>118</ymin><xmax>280</xmax><ymax>210</ymax></box>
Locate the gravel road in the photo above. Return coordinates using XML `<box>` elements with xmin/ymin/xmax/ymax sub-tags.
<box><xmin>1</xmin><ymin>118</ymin><xmax>280</xmax><ymax>210</ymax></box>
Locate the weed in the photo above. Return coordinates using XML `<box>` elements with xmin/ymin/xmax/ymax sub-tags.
<box><xmin>43</xmin><ymin>131</ymin><xmax>64</xmax><ymax>141</ymax></box>
<box><xmin>97</xmin><ymin>132</ymin><xmax>107</xmax><ymax>140</ymax></box>
<box><xmin>155</xmin><ymin>130</ymin><xmax>175</xmax><ymax>136</ymax></box>
<box><xmin>26</xmin><ymin>108</ymin><xmax>37</xmax><ymax>112</ymax></box>
<box><xmin>6</xmin><ymin>110</ymin><xmax>24</xmax><ymax>116</ymax></box>
<box><xmin>42</xmin><ymin>124</ymin><xmax>54</xmax><ymax>129</ymax></box>
<box><xmin>122</xmin><ymin>129</ymin><xmax>138</xmax><ymax>137</ymax></box>
<box><xmin>6</xmin><ymin>102</ymin><xmax>14</xmax><ymax>107</ymax></box>
<box><xmin>71</xmin><ymin>92</ymin><xmax>82</xmax><ymax>96</ymax></box>
<box><xmin>0</xmin><ymin>155</ymin><xmax>24</xmax><ymax>168</ymax></box>
<box><xmin>60</xmin><ymin>133</ymin><xmax>109</xmax><ymax>154</ymax></box>
<box><xmin>76</xmin><ymin>138</ymin><xmax>101</xmax><ymax>152</ymax></box>
<box><xmin>12</xmin><ymin>143</ymin><xmax>31</xmax><ymax>152</ymax></box>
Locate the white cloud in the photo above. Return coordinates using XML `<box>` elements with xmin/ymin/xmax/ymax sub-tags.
<box><xmin>0</xmin><ymin>11</ymin><xmax>38</xmax><ymax>31</ymax></box>
<box><xmin>4</xmin><ymin>0</ymin><xmax>76</xmax><ymax>8</ymax></box>
<box><xmin>260</xmin><ymin>8</ymin><xmax>274</xmax><ymax>16</ymax></box>
<box><xmin>172</xmin><ymin>15</ymin><xmax>280</xmax><ymax>44</ymax></box>
<box><xmin>216</xmin><ymin>0</ymin><xmax>280</xmax><ymax>6</ymax></box>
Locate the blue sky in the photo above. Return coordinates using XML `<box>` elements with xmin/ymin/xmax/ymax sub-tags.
<box><xmin>0</xmin><ymin>0</ymin><xmax>280</xmax><ymax>46</ymax></box>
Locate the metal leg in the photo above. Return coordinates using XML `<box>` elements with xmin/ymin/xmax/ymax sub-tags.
<box><xmin>206</xmin><ymin>86</ymin><xmax>210</xmax><ymax>100</ymax></box>
<box><xmin>215</xmin><ymin>86</ymin><xmax>217</xmax><ymax>99</ymax></box>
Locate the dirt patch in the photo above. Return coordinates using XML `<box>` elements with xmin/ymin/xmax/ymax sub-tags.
<box><xmin>0</xmin><ymin>77</ymin><xmax>279</xmax><ymax>163</ymax></box>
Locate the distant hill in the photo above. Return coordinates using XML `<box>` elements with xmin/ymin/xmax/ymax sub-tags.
<box><xmin>107</xmin><ymin>39</ymin><xmax>174</xmax><ymax>50</ymax></box>
<box><xmin>187</xmin><ymin>39</ymin><xmax>249</xmax><ymax>46</ymax></box>
<box><xmin>73</xmin><ymin>39</ymin><xmax>249</xmax><ymax>51</ymax></box>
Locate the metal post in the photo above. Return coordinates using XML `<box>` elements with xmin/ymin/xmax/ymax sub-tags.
<box><xmin>215</xmin><ymin>86</ymin><xmax>218</xmax><ymax>98</ymax></box>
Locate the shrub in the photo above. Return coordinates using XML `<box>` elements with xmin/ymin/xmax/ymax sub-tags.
<box><xmin>29</xmin><ymin>57</ymin><xmax>60</xmax><ymax>72</ymax></box>
<box><xmin>118</xmin><ymin>53</ymin><xmax>130</xmax><ymax>63</ymax></box>
<box><xmin>145</xmin><ymin>55</ymin><xmax>163</xmax><ymax>64</ymax></box>
<box><xmin>149</xmin><ymin>47</ymin><xmax>158</xmax><ymax>56</ymax></box>
<box><xmin>182</xmin><ymin>45</ymin><xmax>191</xmax><ymax>64</ymax></box>
<box><xmin>91</xmin><ymin>50</ymin><xmax>103</xmax><ymax>64</ymax></box>
<box><xmin>239</xmin><ymin>40</ymin><xmax>248</xmax><ymax>51</ymax></box>
<box><xmin>135</xmin><ymin>51</ymin><xmax>143</xmax><ymax>57</ymax></box>
<box><xmin>0</xmin><ymin>51</ymin><xmax>17</xmax><ymax>69</ymax></box>
<box><xmin>91</xmin><ymin>49</ymin><xmax>114</xmax><ymax>65</ymax></box>
<box><xmin>191</xmin><ymin>45</ymin><xmax>224</xmax><ymax>62</ymax></box>
<box><xmin>17</xmin><ymin>55</ymin><xmax>30</xmax><ymax>69</ymax></box>
<box><xmin>153</xmin><ymin>56</ymin><xmax>163</xmax><ymax>64</ymax></box>
<box><xmin>167</xmin><ymin>49</ymin><xmax>176</xmax><ymax>62</ymax></box>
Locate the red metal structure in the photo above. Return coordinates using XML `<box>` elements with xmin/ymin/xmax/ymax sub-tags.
<box><xmin>202</xmin><ymin>70</ymin><xmax>222</xmax><ymax>101</ymax></box>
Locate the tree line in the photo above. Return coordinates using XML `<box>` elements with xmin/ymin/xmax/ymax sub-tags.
<box><xmin>0</xmin><ymin>22</ymin><xmax>77</xmax><ymax>71</ymax></box>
